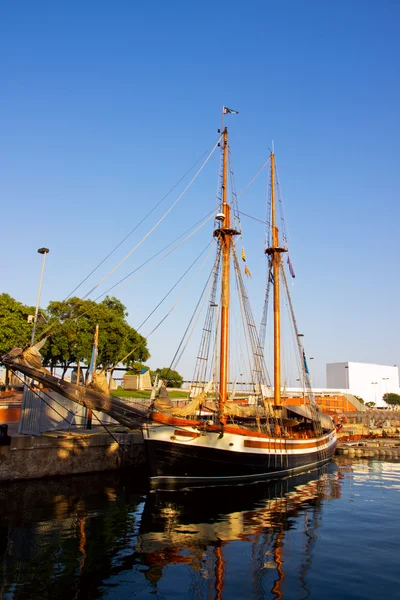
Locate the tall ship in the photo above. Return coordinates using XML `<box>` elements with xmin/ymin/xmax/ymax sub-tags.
<box><xmin>2</xmin><ymin>111</ymin><xmax>337</xmax><ymax>483</ymax></box>
<box><xmin>142</xmin><ymin>120</ymin><xmax>337</xmax><ymax>485</ymax></box>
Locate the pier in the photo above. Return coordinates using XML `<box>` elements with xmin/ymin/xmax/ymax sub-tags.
<box><xmin>0</xmin><ymin>423</ymin><xmax>145</xmax><ymax>481</ymax></box>
<box><xmin>336</xmin><ymin>440</ymin><xmax>400</xmax><ymax>459</ymax></box>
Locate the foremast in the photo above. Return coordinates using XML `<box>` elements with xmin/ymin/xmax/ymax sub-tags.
<box><xmin>214</xmin><ymin>127</ymin><xmax>239</xmax><ymax>424</ymax></box>
<box><xmin>265</xmin><ymin>151</ymin><xmax>287</xmax><ymax>406</ymax></box>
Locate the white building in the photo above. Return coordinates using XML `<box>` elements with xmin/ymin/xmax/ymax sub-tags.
<box><xmin>326</xmin><ymin>362</ymin><xmax>400</xmax><ymax>408</ymax></box>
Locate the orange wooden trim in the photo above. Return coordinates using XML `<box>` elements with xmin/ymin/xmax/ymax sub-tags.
<box><xmin>217</xmin><ymin>424</ymin><xmax>331</xmax><ymax>442</ymax></box>
<box><xmin>174</xmin><ymin>429</ymin><xmax>200</xmax><ymax>438</ymax></box>
<box><xmin>151</xmin><ymin>411</ymin><xmax>202</xmax><ymax>427</ymax></box>
<box><xmin>244</xmin><ymin>438</ymin><xmax>329</xmax><ymax>450</ymax></box>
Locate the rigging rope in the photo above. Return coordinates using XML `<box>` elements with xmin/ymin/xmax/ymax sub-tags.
<box><xmin>237</xmin><ymin>211</ymin><xmax>269</xmax><ymax>226</ymax></box>
<box><xmin>65</xmin><ymin>137</ymin><xmax>221</xmax><ymax>300</ymax></box>
<box><xmin>275</xmin><ymin>164</ymin><xmax>291</xmax><ymax>249</ymax></box>
<box><xmin>231</xmin><ymin>280</ymin><xmax>254</xmax><ymax>392</ymax></box>
<box><xmin>36</xmin><ymin>211</ymin><xmax>215</xmax><ymax>341</ymax></box>
<box><xmin>171</xmin><ymin>249</ymin><xmax>221</xmax><ymax>375</ymax></box>
<box><xmin>186</xmin><ymin>250</ymin><xmax>221</xmax><ymax>384</ymax></box>
<box><xmin>103</xmin><ymin>213</ymin><xmax>215</xmax><ymax>296</ymax></box>
<box><xmin>82</xmin><ymin>136</ymin><xmax>222</xmax><ymax>299</ymax></box>
<box><xmin>232</xmin><ymin>246</ymin><xmax>271</xmax><ymax>390</ymax></box>
<box><xmin>14</xmin><ymin>373</ymin><xmax>89</xmax><ymax>444</ymax></box>
<box><xmin>116</xmin><ymin>242</ymin><xmax>214</xmax><ymax>367</ymax></box>
<box><xmin>236</xmin><ymin>157</ymin><xmax>271</xmax><ymax>198</ymax></box>
<box><xmin>16</xmin><ymin>372</ymin><xmax>132</xmax><ymax>455</ymax></box>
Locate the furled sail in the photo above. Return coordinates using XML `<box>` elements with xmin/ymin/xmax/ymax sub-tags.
<box><xmin>1</xmin><ymin>346</ymin><xmax>151</xmax><ymax>427</ymax></box>
<box><xmin>154</xmin><ymin>388</ymin><xmax>208</xmax><ymax>417</ymax></box>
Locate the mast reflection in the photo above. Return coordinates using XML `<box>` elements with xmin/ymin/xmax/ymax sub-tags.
<box><xmin>138</xmin><ymin>465</ymin><xmax>342</xmax><ymax>598</ymax></box>
<box><xmin>0</xmin><ymin>466</ymin><xmax>343</xmax><ymax>599</ymax></box>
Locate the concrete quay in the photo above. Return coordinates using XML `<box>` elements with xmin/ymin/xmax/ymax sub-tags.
<box><xmin>336</xmin><ymin>419</ymin><xmax>400</xmax><ymax>459</ymax></box>
<box><xmin>0</xmin><ymin>425</ymin><xmax>146</xmax><ymax>482</ymax></box>
<box><xmin>336</xmin><ymin>439</ymin><xmax>400</xmax><ymax>459</ymax></box>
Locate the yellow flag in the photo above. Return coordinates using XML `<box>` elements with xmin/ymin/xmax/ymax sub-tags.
<box><xmin>241</xmin><ymin>247</ymin><xmax>246</xmax><ymax>262</ymax></box>
<box><xmin>244</xmin><ymin>265</ymin><xmax>252</xmax><ymax>278</ymax></box>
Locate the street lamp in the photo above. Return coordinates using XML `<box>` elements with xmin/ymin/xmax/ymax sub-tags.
<box><xmin>371</xmin><ymin>381</ymin><xmax>378</xmax><ymax>406</ymax></box>
<box><xmin>31</xmin><ymin>247</ymin><xmax>50</xmax><ymax>345</ymax></box>
<box><xmin>309</xmin><ymin>356</ymin><xmax>314</xmax><ymax>374</ymax></box>
<box><xmin>343</xmin><ymin>366</ymin><xmax>350</xmax><ymax>411</ymax></box>
<box><xmin>382</xmin><ymin>377</ymin><xmax>389</xmax><ymax>403</ymax></box>
<box><xmin>344</xmin><ymin>365</ymin><xmax>349</xmax><ymax>389</ymax></box>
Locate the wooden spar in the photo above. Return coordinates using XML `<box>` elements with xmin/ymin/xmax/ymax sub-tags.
<box><xmin>87</xmin><ymin>323</ymin><xmax>99</xmax><ymax>429</ymax></box>
<box><xmin>93</xmin><ymin>324</ymin><xmax>99</xmax><ymax>373</ymax></box>
<box><xmin>271</xmin><ymin>152</ymin><xmax>281</xmax><ymax>405</ymax></box>
<box><xmin>214</xmin><ymin>128</ymin><xmax>240</xmax><ymax>421</ymax></box>
<box><xmin>219</xmin><ymin>128</ymin><xmax>230</xmax><ymax>417</ymax></box>
<box><xmin>265</xmin><ymin>151</ymin><xmax>286</xmax><ymax>406</ymax></box>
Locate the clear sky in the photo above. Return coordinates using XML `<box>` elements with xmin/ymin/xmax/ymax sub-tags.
<box><xmin>1</xmin><ymin>1</ymin><xmax>399</xmax><ymax>386</ymax></box>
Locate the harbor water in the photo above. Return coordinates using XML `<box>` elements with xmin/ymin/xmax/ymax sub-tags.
<box><xmin>1</xmin><ymin>458</ymin><xmax>399</xmax><ymax>599</ymax></box>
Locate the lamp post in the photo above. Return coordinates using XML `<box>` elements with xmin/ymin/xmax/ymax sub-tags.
<box><xmin>382</xmin><ymin>377</ymin><xmax>389</xmax><ymax>393</ymax></box>
<box><xmin>344</xmin><ymin>365</ymin><xmax>349</xmax><ymax>412</ymax></box>
<box><xmin>31</xmin><ymin>247</ymin><xmax>50</xmax><ymax>345</ymax></box>
<box><xmin>382</xmin><ymin>377</ymin><xmax>389</xmax><ymax>405</ymax></box>
<box><xmin>309</xmin><ymin>356</ymin><xmax>314</xmax><ymax>379</ymax></box>
<box><xmin>371</xmin><ymin>381</ymin><xmax>378</xmax><ymax>406</ymax></box>
<box><xmin>344</xmin><ymin>365</ymin><xmax>349</xmax><ymax>389</ymax></box>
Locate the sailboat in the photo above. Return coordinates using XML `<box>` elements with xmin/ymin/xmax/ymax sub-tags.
<box><xmin>1</xmin><ymin>115</ymin><xmax>337</xmax><ymax>484</ymax></box>
<box><xmin>143</xmin><ymin>125</ymin><xmax>337</xmax><ymax>485</ymax></box>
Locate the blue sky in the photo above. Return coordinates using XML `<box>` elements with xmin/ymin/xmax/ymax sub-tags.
<box><xmin>1</xmin><ymin>1</ymin><xmax>399</xmax><ymax>386</ymax></box>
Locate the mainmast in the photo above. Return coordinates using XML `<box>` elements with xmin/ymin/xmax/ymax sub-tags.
<box><xmin>214</xmin><ymin>127</ymin><xmax>239</xmax><ymax>421</ymax></box>
<box><xmin>265</xmin><ymin>151</ymin><xmax>287</xmax><ymax>405</ymax></box>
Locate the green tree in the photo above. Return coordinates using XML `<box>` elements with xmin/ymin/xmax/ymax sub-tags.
<box><xmin>41</xmin><ymin>296</ymin><xmax>149</xmax><ymax>375</ymax></box>
<box><xmin>101</xmin><ymin>296</ymin><xmax>128</xmax><ymax>318</ymax></box>
<box><xmin>354</xmin><ymin>395</ymin><xmax>364</xmax><ymax>405</ymax></box>
<box><xmin>383</xmin><ymin>392</ymin><xmax>400</xmax><ymax>408</ymax></box>
<box><xmin>126</xmin><ymin>361</ymin><xmax>151</xmax><ymax>375</ymax></box>
<box><xmin>0</xmin><ymin>293</ymin><xmax>150</xmax><ymax>377</ymax></box>
<box><xmin>365</xmin><ymin>402</ymin><xmax>376</xmax><ymax>408</ymax></box>
<box><xmin>155</xmin><ymin>367</ymin><xmax>184</xmax><ymax>388</ymax></box>
<box><xmin>0</xmin><ymin>293</ymin><xmax>37</xmax><ymax>356</ymax></box>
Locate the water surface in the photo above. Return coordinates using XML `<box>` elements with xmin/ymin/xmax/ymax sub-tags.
<box><xmin>1</xmin><ymin>459</ymin><xmax>399</xmax><ymax>599</ymax></box>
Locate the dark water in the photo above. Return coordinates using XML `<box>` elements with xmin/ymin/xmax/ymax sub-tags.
<box><xmin>1</xmin><ymin>459</ymin><xmax>399</xmax><ymax>599</ymax></box>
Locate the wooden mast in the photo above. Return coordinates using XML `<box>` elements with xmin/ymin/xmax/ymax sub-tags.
<box><xmin>266</xmin><ymin>151</ymin><xmax>286</xmax><ymax>405</ymax></box>
<box><xmin>214</xmin><ymin>127</ymin><xmax>239</xmax><ymax>422</ymax></box>
<box><xmin>218</xmin><ymin>127</ymin><xmax>230</xmax><ymax>417</ymax></box>
<box><xmin>271</xmin><ymin>152</ymin><xmax>281</xmax><ymax>405</ymax></box>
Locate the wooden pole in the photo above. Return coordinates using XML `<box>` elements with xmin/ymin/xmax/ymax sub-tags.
<box><xmin>87</xmin><ymin>324</ymin><xmax>99</xmax><ymax>430</ymax></box>
<box><xmin>218</xmin><ymin>128</ymin><xmax>230</xmax><ymax>420</ymax></box>
<box><xmin>271</xmin><ymin>152</ymin><xmax>282</xmax><ymax>406</ymax></box>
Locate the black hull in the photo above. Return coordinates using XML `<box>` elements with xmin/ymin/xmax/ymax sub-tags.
<box><xmin>145</xmin><ymin>437</ymin><xmax>337</xmax><ymax>485</ymax></box>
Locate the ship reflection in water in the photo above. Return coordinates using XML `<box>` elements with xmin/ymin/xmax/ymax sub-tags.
<box><xmin>0</xmin><ymin>464</ymin><xmax>346</xmax><ymax>599</ymax></box>
<box><xmin>138</xmin><ymin>466</ymin><xmax>342</xmax><ymax>598</ymax></box>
